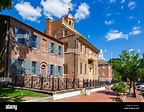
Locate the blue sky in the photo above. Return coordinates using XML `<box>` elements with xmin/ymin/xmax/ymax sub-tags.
<box><xmin>1</xmin><ymin>0</ymin><xmax>144</xmax><ymax>61</ymax></box>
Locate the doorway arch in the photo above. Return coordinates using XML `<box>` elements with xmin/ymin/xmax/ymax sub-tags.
<box><xmin>40</xmin><ymin>63</ymin><xmax>47</xmax><ymax>77</ymax></box>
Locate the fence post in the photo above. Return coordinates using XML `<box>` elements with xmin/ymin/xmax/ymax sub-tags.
<box><xmin>73</xmin><ymin>78</ymin><xmax>75</xmax><ymax>89</ymax></box>
<box><xmin>31</xmin><ymin>76</ymin><xmax>33</xmax><ymax>88</ymax></box>
<box><xmin>52</xmin><ymin>76</ymin><xmax>54</xmax><ymax>91</ymax></box>
<box><xmin>15</xmin><ymin>75</ymin><xmax>17</xmax><ymax>86</ymax></box>
<box><xmin>87</xmin><ymin>79</ymin><xmax>88</xmax><ymax>87</ymax></box>
<box><xmin>66</xmin><ymin>77</ymin><xmax>68</xmax><ymax>89</ymax></box>
<box><xmin>40</xmin><ymin>76</ymin><xmax>43</xmax><ymax>90</ymax></box>
<box><xmin>78</xmin><ymin>79</ymin><xmax>79</xmax><ymax>88</ymax></box>
<box><xmin>58</xmin><ymin>77</ymin><xmax>60</xmax><ymax>91</ymax></box>
<box><xmin>90</xmin><ymin>79</ymin><xmax>91</xmax><ymax>87</ymax></box>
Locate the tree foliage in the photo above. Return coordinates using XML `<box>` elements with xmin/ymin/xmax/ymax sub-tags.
<box><xmin>0</xmin><ymin>0</ymin><xmax>13</xmax><ymax>12</ymax></box>
<box><xmin>109</xmin><ymin>50</ymin><xmax>144</xmax><ymax>97</ymax></box>
<box><xmin>111</xmin><ymin>82</ymin><xmax>127</xmax><ymax>98</ymax></box>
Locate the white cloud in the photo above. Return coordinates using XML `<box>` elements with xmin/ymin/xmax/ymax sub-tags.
<box><xmin>128</xmin><ymin>1</ymin><xmax>136</xmax><ymax>10</ymax></box>
<box><xmin>15</xmin><ymin>2</ymin><xmax>42</xmax><ymax>22</ymax></box>
<box><xmin>138</xmin><ymin>49</ymin><xmax>140</xmax><ymax>53</ymax></box>
<box><xmin>104</xmin><ymin>49</ymin><xmax>107</xmax><ymax>52</ymax></box>
<box><xmin>129</xmin><ymin>26</ymin><xmax>141</xmax><ymax>35</ymax></box>
<box><xmin>129</xmin><ymin>16</ymin><xmax>135</xmax><ymax>20</ymax></box>
<box><xmin>106</xmin><ymin>13</ymin><xmax>111</xmax><ymax>17</ymax></box>
<box><xmin>121</xmin><ymin>6</ymin><xmax>124</xmax><ymax>9</ymax></box>
<box><xmin>105</xmin><ymin>20</ymin><xmax>114</xmax><ymax>25</ymax></box>
<box><xmin>121</xmin><ymin>0</ymin><xmax>125</xmax><ymax>3</ymax></box>
<box><xmin>40</xmin><ymin>0</ymin><xmax>72</xmax><ymax>19</ymax></box>
<box><xmin>105</xmin><ymin>30</ymin><xmax>128</xmax><ymax>41</ymax></box>
<box><xmin>74</xmin><ymin>3</ymin><xmax>90</xmax><ymax>22</ymax></box>
<box><xmin>129</xmin><ymin>49</ymin><xmax>134</xmax><ymax>52</ymax></box>
<box><xmin>109</xmin><ymin>0</ymin><xmax>116</xmax><ymax>3</ymax></box>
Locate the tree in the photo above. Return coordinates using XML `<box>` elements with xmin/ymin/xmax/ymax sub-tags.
<box><xmin>0</xmin><ymin>0</ymin><xmax>13</xmax><ymax>12</ymax></box>
<box><xmin>111</xmin><ymin>82</ymin><xmax>127</xmax><ymax>100</ymax></box>
<box><xmin>117</xmin><ymin>50</ymin><xmax>144</xmax><ymax>97</ymax></box>
<box><xmin>108</xmin><ymin>58</ymin><xmax>123</xmax><ymax>81</ymax></box>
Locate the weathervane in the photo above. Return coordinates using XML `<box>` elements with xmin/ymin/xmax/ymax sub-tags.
<box><xmin>67</xmin><ymin>3</ymin><xmax>71</xmax><ymax>12</ymax></box>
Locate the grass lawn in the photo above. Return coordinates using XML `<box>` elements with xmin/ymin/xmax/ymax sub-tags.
<box><xmin>0</xmin><ymin>87</ymin><xmax>48</xmax><ymax>102</ymax></box>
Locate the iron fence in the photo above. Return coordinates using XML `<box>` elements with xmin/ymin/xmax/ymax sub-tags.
<box><xmin>11</xmin><ymin>75</ymin><xmax>116</xmax><ymax>91</ymax></box>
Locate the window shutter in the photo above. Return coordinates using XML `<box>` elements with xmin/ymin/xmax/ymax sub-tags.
<box><xmin>36</xmin><ymin>62</ymin><xmax>40</xmax><ymax>75</ymax></box>
<box><xmin>55</xmin><ymin>44</ymin><xmax>58</xmax><ymax>55</ymax></box>
<box><xmin>22</xmin><ymin>60</ymin><xmax>25</xmax><ymax>74</ymax></box>
<box><xmin>12</xmin><ymin>58</ymin><xmax>17</xmax><ymax>75</ymax></box>
<box><xmin>60</xmin><ymin>66</ymin><xmax>63</xmax><ymax>77</ymax></box>
<box><xmin>48</xmin><ymin>42</ymin><xmax>51</xmax><ymax>53</ymax></box>
<box><xmin>55</xmin><ymin>65</ymin><xmax>58</xmax><ymax>76</ymax></box>
<box><xmin>25</xmin><ymin>32</ymin><xmax>29</xmax><ymax>46</ymax></box>
<box><xmin>61</xmin><ymin>47</ymin><xmax>63</xmax><ymax>57</ymax></box>
<box><xmin>48</xmin><ymin>64</ymin><xmax>50</xmax><ymax>76</ymax></box>
<box><xmin>53</xmin><ymin>44</ymin><xmax>56</xmax><ymax>54</ymax></box>
<box><xmin>27</xmin><ymin>60</ymin><xmax>32</xmax><ymax>75</ymax></box>
<box><xmin>29</xmin><ymin>33</ymin><xmax>33</xmax><ymax>47</ymax></box>
<box><xmin>14</xmin><ymin>26</ymin><xmax>19</xmax><ymax>42</ymax></box>
<box><xmin>24</xmin><ymin>60</ymin><xmax>28</xmax><ymax>74</ymax></box>
<box><xmin>36</xmin><ymin>36</ymin><xmax>40</xmax><ymax>50</ymax></box>
<box><xmin>53</xmin><ymin>65</ymin><xmax>55</xmax><ymax>76</ymax></box>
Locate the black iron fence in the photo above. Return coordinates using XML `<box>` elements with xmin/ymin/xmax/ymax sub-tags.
<box><xmin>11</xmin><ymin>75</ymin><xmax>117</xmax><ymax>91</ymax></box>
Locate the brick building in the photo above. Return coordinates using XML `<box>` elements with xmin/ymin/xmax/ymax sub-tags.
<box><xmin>45</xmin><ymin>13</ymin><xmax>99</xmax><ymax>80</ymax></box>
<box><xmin>98</xmin><ymin>49</ymin><xmax>113</xmax><ymax>81</ymax></box>
<box><xmin>0</xmin><ymin>14</ymin><xmax>64</xmax><ymax>78</ymax></box>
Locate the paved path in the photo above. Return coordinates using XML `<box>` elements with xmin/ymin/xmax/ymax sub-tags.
<box><xmin>53</xmin><ymin>89</ymin><xmax>143</xmax><ymax>102</ymax></box>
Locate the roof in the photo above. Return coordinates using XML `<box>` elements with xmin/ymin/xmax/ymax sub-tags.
<box><xmin>62</xmin><ymin>19</ymin><xmax>99</xmax><ymax>53</ymax></box>
<box><xmin>64</xmin><ymin>14</ymin><xmax>74</xmax><ymax>21</ymax></box>
<box><xmin>0</xmin><ymin>14</ymin><xmax>63</xmax><ymax>45</ymax></box>
<box><xmin>98</xmin><ymin>59</ymin><xmax>109</xmax><ymax>65</ymax></box>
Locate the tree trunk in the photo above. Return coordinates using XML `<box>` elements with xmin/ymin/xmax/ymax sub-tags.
<box><xmin>133</xmin><ymin>80</ymin><xmax>136</xmax><ymax>98</ymax></box>
<box><xmin>129</xmin><ymin>81</ymin><xmax>132</xmax><ymax>95</ymax></box>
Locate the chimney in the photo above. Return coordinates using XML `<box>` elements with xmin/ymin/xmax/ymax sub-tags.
<box><xmin>45</xmin><ymin>18</ymin><xmax>51</xmax><ymax>36</ymax></box>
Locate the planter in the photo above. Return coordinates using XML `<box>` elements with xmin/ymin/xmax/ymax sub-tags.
<box><xmin>119</xmin><ymin>93</ymin><xmax>127</xmax><ymax>102</ymax></box>
<box><xmin>85</xmin><ymin>90</ymin><xmax>91</xmax><ymax>95</ymax></box>
<box><xmin>112</xmin><ymin>97</ymin><xmax>121</xmax><ymax>102</ymax></box>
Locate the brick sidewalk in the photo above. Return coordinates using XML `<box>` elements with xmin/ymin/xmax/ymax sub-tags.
<box><xmin>53</xmin><ymin>89</ymin><xmax>143</xmax><ymax>102</ymax></box>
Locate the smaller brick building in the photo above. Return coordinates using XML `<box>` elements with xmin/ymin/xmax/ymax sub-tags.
<box><xmin>98</xmin><ymin>49</ymin><xmax>113</xmax><ymax>81</ymax></box>
<box><xmin>0</xmin><ymin>14</ymin><xmax>64</xmax><ymax>78</ymax></box>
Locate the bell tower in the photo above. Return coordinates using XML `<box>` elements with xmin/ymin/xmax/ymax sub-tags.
<box><xmin>98</xmin><ymin>49</ymin><xmax>105</xmax><ymax>60</ymax></box>
<box><xmin>64</xmin><ymin>3</ymin><xmax>74</xmax><ymax>28</ymax></box>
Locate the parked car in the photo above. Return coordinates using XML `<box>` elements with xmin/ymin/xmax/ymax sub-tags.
<box><xmin>137</xmin><ymin>83</ymin><xmax>144</xmax><ymax>91</ymax></box>
<box><xmin>134</xmin><ymin>82</ymin><xmax>143</xmax><ymax>88</ymax></box>
<box><xmin>140</xmin><ymin>85</ymin><xmax>144</xmax><ymax>95</ymax></box>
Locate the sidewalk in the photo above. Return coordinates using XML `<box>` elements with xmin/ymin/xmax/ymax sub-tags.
<box><xmin>53</xmin><ymin>89</ymin><xmax>143</xmax><ymax>102</ymax></box>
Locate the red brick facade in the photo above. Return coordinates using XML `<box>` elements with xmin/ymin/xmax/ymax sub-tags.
<box><xmin>98</xmin><ymin>59</ymin><xmax>113</xmax><ymax>81</ymax></box>
<box><xmin>45</xmin><ymin>14</ymin><xmax>99</xmax><ymax>80</ymax></box>
<box><xmin>0</xmin><ymin>15</ymin><xmax>64</xmax><ymax>78</ymax></box>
